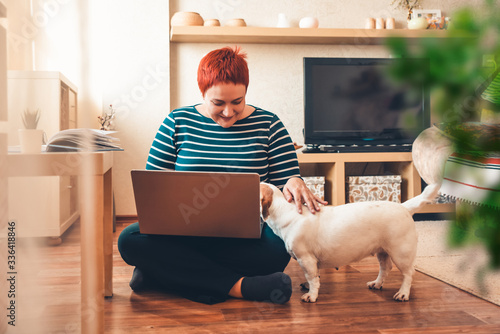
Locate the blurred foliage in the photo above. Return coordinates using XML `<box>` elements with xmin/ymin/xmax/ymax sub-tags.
<box><xmin>385</xmin><ymin>0</ymin><xmax>500</xmax><ymax>269</ymax></box>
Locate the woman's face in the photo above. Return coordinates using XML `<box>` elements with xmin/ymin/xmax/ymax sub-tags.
<box><xmin>201</xmin><ymin>83</ymin><xmax>247</xmax><ymax>128</ymax></box>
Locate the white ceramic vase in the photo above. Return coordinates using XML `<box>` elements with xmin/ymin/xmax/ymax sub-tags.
<box><xmin>18</xmin><ymin>129</ymin><xmax>44</xmax><ymax>153</ymax></box>
<box><xmin>408</xmin><ymin>17</ymin><xmax>429</xmax><ymax>30</ymax></box>
<box><xmin>299</xmin><ymin>17</ymin><xmax>319</xmax><ymax>28</ymax></box>
<box><xmin>277</xmin><ymin>13</ymin><xmax>291</xmax><ymax>28</ymax></box>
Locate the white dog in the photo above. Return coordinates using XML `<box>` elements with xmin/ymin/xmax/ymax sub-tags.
<box><xmin>260</xmin><ymin>182</ymin><xmax>439</xmax><ymax>303</ymax></box>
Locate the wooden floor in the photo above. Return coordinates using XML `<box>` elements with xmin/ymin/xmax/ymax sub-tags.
<box><xmin>15</xmin><ymin>219</ymin><xmax>500</xmax><ymax>334</ymax></box>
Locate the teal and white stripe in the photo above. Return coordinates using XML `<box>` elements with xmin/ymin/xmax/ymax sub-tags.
<box><xmin>146</xmin><ymin>105</ymin><xmax>301</xmax><ymax>189</ymax></box>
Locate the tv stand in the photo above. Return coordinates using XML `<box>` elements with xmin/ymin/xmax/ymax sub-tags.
<box><xmin>297</xmin><ymin>151</ymin><xmax>454</xmax><ymax>214</ymax></box>
<box><xmin>302</xmin><ymin>145</ymin><xmax>322</xmax><ymax>153</ymax></box>
<box><xmin>303</xmin><ymin>144</ymin><xmax>413</xmax><ymax>153</ymax></box>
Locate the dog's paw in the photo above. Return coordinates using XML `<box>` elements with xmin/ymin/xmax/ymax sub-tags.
<box><xmin>300</xmin><ymin>282</ymin><xmax>309</xmax><ymax>291</ymax></box>
<box><xmin>393</xmin><ymin>290</ymin><xmax>410</xmax><ymax>301</ymax></box>
<box><xmin>366</xmin><ymin>280</ymin><xmax>383</xmax><ymax>290</ymax></box>
<box><xmin>301</xmin><ymin>292</ymin><xmax>318</xmax><ymax>303</ymax></box>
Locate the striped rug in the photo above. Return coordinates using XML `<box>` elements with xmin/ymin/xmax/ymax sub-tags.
<box><xmin>440</xmin><ymin>152</ymin><xmax>500</xmax><ymax>208</ymax></box>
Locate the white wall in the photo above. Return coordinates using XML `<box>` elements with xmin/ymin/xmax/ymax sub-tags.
<box><xmin>100</xmin><ymin>0</ymin><xmax>170</xmax><ymax>216</ymax></box>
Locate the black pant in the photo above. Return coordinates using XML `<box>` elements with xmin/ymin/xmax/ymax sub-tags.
<box><xmin>117</xmin><ymin>222</ymin><xmax>291</xmax><ymax>304</ymax></box>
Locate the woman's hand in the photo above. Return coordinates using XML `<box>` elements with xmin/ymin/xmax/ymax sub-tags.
<box><xmin>282</xmin><ymin>177</ymin><xmax>328</xmax><ymax>214</ymax></box>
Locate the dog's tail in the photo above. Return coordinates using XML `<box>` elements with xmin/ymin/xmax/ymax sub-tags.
<box><xmin>402</xmin><ymin>183</ymin><xmax>440</xmax><ymax>215</ymax></box>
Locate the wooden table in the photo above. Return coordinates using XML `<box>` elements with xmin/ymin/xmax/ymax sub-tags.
<box><xmin>8</xmin><ymin>151</ymin><xmax>113</xmax><ymax>334</ymax></box>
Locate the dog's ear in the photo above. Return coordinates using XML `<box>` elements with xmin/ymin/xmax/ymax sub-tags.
<box><xmin>260</xmin><ymin>184</ymin><xmax>273</xmax><ymax>220</ymax></box>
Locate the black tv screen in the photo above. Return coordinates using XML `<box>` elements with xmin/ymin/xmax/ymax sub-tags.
<box><xmin>304</xmin><ymin>57</ymin><xmax>430</xmax><ymax>147</ymax></box>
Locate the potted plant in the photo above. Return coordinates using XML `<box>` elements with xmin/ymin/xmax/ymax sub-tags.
<box><xmin>98</xmin><ymin>104</ymin><xmax>116</xmax><ymax>131</ymax></box>
<box><xmin>390</xmin><ymin>0</ymin><xmax>421</xmax><ymax>21</ymax></box>
<box><xmin>19</xmin><ymin>108</ymin><xmax>44</xmax><ymax>153</ymax></box>
<box><xmin>385</xmin><ymin>0</ymin><xmax>500</xmax><ymax>270</ymax></box>
<box><xmin>21</xmin><ymin>108</ymin><xmax>41</xmax><ymax>129</ymax></box>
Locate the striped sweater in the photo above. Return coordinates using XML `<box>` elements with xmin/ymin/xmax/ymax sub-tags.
<box><xmin>146</xmin><ymin>105</ymin><xmax>301</xmax><ymax>189</ymax></box>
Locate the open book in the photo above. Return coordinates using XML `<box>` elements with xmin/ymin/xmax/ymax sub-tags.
<box><xmin>46</xmin><ymin>128</ymin><xmax>123</xmax><ymax>152</ymax></box>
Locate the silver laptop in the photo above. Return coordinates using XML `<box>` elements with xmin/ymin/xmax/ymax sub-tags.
<box><xmin>131</xmin><ymin>170</ymin><xmax>263</xmax><ymax>238</ymax></box>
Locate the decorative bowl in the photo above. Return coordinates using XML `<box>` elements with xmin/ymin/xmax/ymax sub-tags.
<box><xmin>225</xmin><ymin>18</ymin><xmax>247</xmax><ymax>27</ymax></box>
<box><xmin>171</xmin><ymin>12</ymin><xmax>204</xmax><ymax>26</ymax></box>
<box><xmin>204</xmin><ymin>19</ymin><xmax>221</xmax><ymax>27</ymax></box>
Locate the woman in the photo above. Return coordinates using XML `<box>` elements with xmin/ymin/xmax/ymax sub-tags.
<box><xmin>118</xmin><ymin>46</ymin><xmax>326</xmax><ymax>305</ymax></box>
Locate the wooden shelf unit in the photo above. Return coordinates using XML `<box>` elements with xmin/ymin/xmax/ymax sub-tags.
<box><xmin>298</xmin><ymin>152</ymin><xmax>452</xmax><ymax>214</ymax></box>
<box><xmin>170</xmin><ymin>26</ymin><xmax>455</xmax><ymax>214</ymax></box>
<box><xmin>170</xmin><ymin>26</ymin><xmax>450</xmax><ymax>45</ymax></box>
<box><xmin>7</xmin><ymin>71</ymin><xmax>79</xmax><ymax>239</ymax></box>
<box><xmin>7</xmin><ymin>70</ymin><xmax>77</xmax><ymax>145</ymax></box>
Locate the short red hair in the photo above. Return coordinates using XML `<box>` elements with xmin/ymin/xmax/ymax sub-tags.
<box><xmin>197</xmin><ymin>46</ymin><xmax>249</xmax><ymax>97</ymax></box>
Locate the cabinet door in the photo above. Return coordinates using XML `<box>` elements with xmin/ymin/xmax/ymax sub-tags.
<box><xmin>59</xmin><ymin>82</ymin><xmax>78</xmax><ymax>130</ymax></box>
<box><xmin>60</xmin><ymin>175</ymin><xmax>79</xmax><ymax>222</ymax></box>
<box><xmin>69</xmin><ymin>88</ymin><xmax>77</xmax><ymax>128</ymax></box>
<box><xmin>60</xmin><ymin>83</ymin><xmax>69</xmax><ymax>130</ymax></box>
<box><xmin>8</xmin><ymin>176</ymin><xmax>61</xmax><ymax>237</ymax></box>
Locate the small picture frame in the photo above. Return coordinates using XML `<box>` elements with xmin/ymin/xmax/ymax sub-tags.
<box><xmin>411</xmin><ymin>9</ymin><xmax>442</xmax><ymax>20</ymax></box>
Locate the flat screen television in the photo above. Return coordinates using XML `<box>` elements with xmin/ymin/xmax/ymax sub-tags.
<box><xmin>303</xmin><ymin>57</ymin><xmax>430</xmax><ymax>150</ymax></box>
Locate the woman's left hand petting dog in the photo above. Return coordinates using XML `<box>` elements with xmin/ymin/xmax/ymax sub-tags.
<box><xmin>259</xmin><ymin>182</ymin><xmax>438</xmax><ymax>303</ymax></box>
